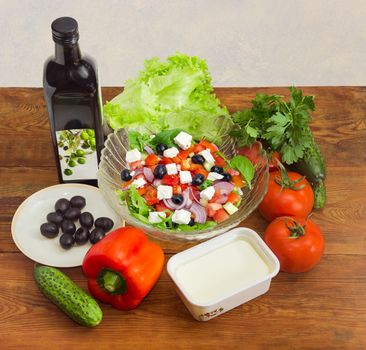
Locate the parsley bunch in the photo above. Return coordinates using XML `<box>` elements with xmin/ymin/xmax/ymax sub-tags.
<box><xmin>232</xmin><ymin>87</ymin><xmax>315</xmax><ymax>164</ymax></box>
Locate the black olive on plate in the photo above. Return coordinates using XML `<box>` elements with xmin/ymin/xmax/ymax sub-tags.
<box><xmin>40</xmin><ymin>222</ymin><xmax>59</xmax><ymax>238</ymax></box>
<box><xmin>89</xmin><ymin>228</ymin><xmax>105</xmax><ymax>244</ymax></box>
<box><xmin>74</xmin><ymin>227</ymin><xmax>90</xmax><ymax>245</ymax></box>
<box><xmin>222</xmin><ymin>173</ymin><xmax>232</xmax><ymax>182</ymax></box>
<box><xmin>61</xmin><ymin>220</ymin><xmax>76</xmax><ymax>235</ymax></box>
<box><xmin>191</xmin><ymin>154</ymin><xmax>205</xmax><ymax>165</ymax></box>
<box><xmin>70</xmin><ymin>195</ymin><xmax>86</xmax><ymax>209</ymax></box>
<box><xmin>79</xmin><ymin>212</ymin><xmax>94</xmax><ymax>229</ymax></box>
<box><xmin>94</xmin><ymin>217</ymin><xmax>114</xmax><ymax>232</ymax></box>
<box><xmin>64</xmin><ymin>207</ymin><xmax>81</xmax><ymax>221</ymax></box>
<box><xmin>55</xmin><ymin>198</ymin><xmax>70</xmax><ymax>214</ymax></box>
<box><xmin>192</xmin><ymin>173</ymin><xmax>205</xmax><ymax>186</ymax></box>
<box><xmin>188</xmin><ymin>219</ymin><xmax>195</xmax><ymax>227</ymax></box>
<box><xmin>156</xmin><ymin>143</ymin><xmax>168</xmax><ymax>156</ymax></box>
<box><xmin>154</xmin><ymin>164</ymin><xmax>167</xmax><ymax>179</ymax></box>
<box><xmin>46</xmin><ymin>212</ymin><xmax>63</xmax><ymax>226</ymax></box>
<box><xmin>59</xmin><ymin>234</ymin><xmax>74</xmax><ymax>250</ymax></box>
<box><xmin>172</xmin><ymin>194</ymin><xmax>184</xmax><ymax>205</ymax></box>
<box><xmin>211</xmin><ymin>165</ymin><xmax>224</xmax><ymax>174</ymax></box>
<box><xmin>121</xmin><ymin>169</ymin><xmax>132</xmax><ymax>182</ymax></box>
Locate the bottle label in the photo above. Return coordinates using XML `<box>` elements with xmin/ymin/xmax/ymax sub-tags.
<box><xmin>57</xmin><ymin>129</ymin><xmax>98</xmax><ymax>181</ymax></box>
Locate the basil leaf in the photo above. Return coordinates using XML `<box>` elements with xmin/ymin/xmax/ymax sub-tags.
<box><xmin>149</xmin><ymin>129</ymin><xmax>183</xmax><ymax>148</ymax></box>
<box><xmin>229</xmin><ymin>155</ymin><xmax>255</xmax><ymax>189</ymax></box>
<box><xmin>128</xmin><ymin>131</ymin><xmax>151</xmax><ymax>152</ymax></box>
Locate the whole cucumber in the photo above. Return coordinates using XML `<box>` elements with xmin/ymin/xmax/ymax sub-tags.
<box><xmin>34</xmin><ymin>264</ymin><xmax>102</xmax><ymax>327</ymax></box>
<box><xmin>292</xmin><ymin>138</ymin><xmax>326</xmax><ymax>184</ymax></box>
<box><xmin>313</xmin><ymin>180</ymin><xmax>326</xmax><ymax>210</ymax></box>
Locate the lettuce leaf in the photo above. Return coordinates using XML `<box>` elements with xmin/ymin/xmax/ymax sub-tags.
<box><xmin>104</xmin><ymin>53</ymin><xmax>232</xmax><ymax>144</ymax></box>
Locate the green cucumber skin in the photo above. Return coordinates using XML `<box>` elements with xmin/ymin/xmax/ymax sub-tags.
<box><xmin>34</xmin><ymin>265</ymin><xmax>102</xmax><ymax>327</ymax></box>
<box><xmin>313</xmin><ymin>180</ymin><xmax>326</xmax><ymax>209</ymax></box>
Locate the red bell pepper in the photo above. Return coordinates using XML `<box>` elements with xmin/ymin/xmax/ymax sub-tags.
<box><xmin>82</xmin><ymin>226</ymin><xmax>164</xmax><ymax>310</ymax></box>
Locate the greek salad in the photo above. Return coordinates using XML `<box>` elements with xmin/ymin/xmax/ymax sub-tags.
<box><xmin>117</xmin><ymin>129</ymin><xmax>255</xmax><ymax>231</ymax></box>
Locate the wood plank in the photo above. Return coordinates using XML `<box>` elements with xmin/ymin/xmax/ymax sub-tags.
<box><xmin>0</xmin><ymin>253</ymin><xmax>364</xmax><ymax>350</ymax></box>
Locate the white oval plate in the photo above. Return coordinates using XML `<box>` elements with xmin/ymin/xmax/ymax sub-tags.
<box><xmin>11</xmin><ymin>184</ymin><xmax>122</xmax><ymax>267</ymax></box>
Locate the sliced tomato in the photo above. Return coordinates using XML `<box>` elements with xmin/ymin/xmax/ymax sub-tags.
<box><xmin>213</xmin><ymin>208</ymin><xmax>230</xmax><ymax>223</ymax></box>
<box><xmin>194</xmin><ymin>167</ymin><xmax>209</xmax><ymax>178</ymax></box>
<box><xmin>193</xmin><ymin>143</ymin><xmax>205</xmax><ymax>153</ymax></box>
<box><xmin>160</xmin><ymin>157</ymin><xmax>174</xmax><ymax>165</ymax></box>
<box><xmin>213</xmin><ymin>154</ymin><xmax>227</xmax><ymax>167</ymax></box>
<box><xmin>138</xmin><ymin>187</ymin><xmax>147</xmax><ymax>196</ymax></box>
<box><xmin>171</xmin><ymin>156</ymin><xmax>181</xmax><ymax>164</ymax></box>
<box><xmin>162</xmin><ymin>174</ymin><xmax>179</xmax><ymax>186</ymax></box>
<box><xmin>129</xmin><ymin>160</ymin><xmax>143</xmax><ymax>170</ymax></box>
<box><xmin>232</xmin><ymin>174</ymin><xmax>245</xmax><ymax>188</ymax></box>
<box><xmin>145</xmin><ymin>154</ymin><xmax>160</xmax><ymax>166</ymax></box>
<box><xmin>180</xmin><ymin>184</ymin><xmax>190</xmax><ymax>192</ymax></box>
<box><xmin>155</xmin><ymin>203</ymin><xmax>172</xmax><ymax>216</ymax></box>
<box><xmin>227</xmin><ymin>191</ymin><xmax>240</xmax><ymax>204</ymax></box>
<box><xmin>209</xmin><ymin>189</ymin><xmax>222</xmax><ymax>203</ymax></box>
<box><xmin>143</xmin><ymin>186</ymin><xmax>159</xmax><ymax>206</ymax></box>
<box><xmin>207</xmin><ymin>203</ymin><xmax>223</xmax><ymax>217</ymax></box>
<box><xmin>178</xmin><ymin>146</ymin><xmax>194</xmax><ymax>160</ymax></box>
<box><xmin>199</xmin><ymin>140</ymin><xmax>218</xmax><ymax>153</ymax></box>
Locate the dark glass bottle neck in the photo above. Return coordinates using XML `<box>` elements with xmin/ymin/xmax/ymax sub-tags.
<box><xmin>54</xmin><ymin>42</ymin><xmax>81</xmax><ymax>65</ymax></box>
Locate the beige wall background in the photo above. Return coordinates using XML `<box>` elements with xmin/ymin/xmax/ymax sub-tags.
<box><xmin>1</xmin><ymin>0</ymin><xmax>365</xmax><ymax>87</ymax></box>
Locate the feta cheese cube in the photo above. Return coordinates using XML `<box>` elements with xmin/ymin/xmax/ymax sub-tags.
<box><xmin>163</xmin><ymin>147</ymin><xmax>179</xmax><ymax>158</ymax></box>
<box><xmin>179</xmin><ymin>170</ymin><xmax>192</xmax><ymax>184</ymax></box>
<box><xmin>199</xmin><ymin>149</ymin><xmax>215</xmax><ymax>164</ymax></box>
<box><xmin>126</xmin><ymin>149</ymin><xmax>142</xmax><ymax>163</ymax></box>
<box><xmin>223</xmin><ymin>202</ymin><xmax>239</xmax><ymax>215</ymax></box>
<box><xmin>131</xmin><ymin>177</ymin><xmax>146</xmax><ymax>188</ymax></box>
<box><xmin>200</xmin><ymin>186</ymin><xmax>215</xmax><ymax>201</ymax></box>
<box><xmin>148</xmin><ymin>211</ymin><xmax>166</xmax><ymax>224</ymax></box>
<box><xmin>207</xmin><ymin>172</ymin><xmax>224</xmax><ymax>181</ymax></box>
<box><xmin>172</xmin><ymin>209</ymin><xmax>192</xmax><ymax>225</ymax></box>
<box><xmin>166</xmin><ymin>163</ymin><xmax>178</xmax><ymax>175</ymax></box>
<box><xmin>157</xmin><ymin>185</ymin><xmax>173</xmax><ymax>200</ymax></box>
<box><xmin>174</xmin><ymin>131</ymin><xmax>192</xmax><ymax>150</ymax></box>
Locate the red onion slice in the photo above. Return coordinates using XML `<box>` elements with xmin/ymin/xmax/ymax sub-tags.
<box><xmin>131</xmin><ymin>168</ymin><xmax>143</xmax><ymax>178</ymax></box>
<box><xmin>144</xmin><ymin>145</ymin><xmax>155</xmax><ymax>154</ymax></box>
<box><xmin>189</xmin><ymin>187</ymin><xmax>201</xmax><ymax>204</ymax></box>
<box><xmin>163</xmin><ymin>198</ymin><xmax>186</xmax><ymax>210</ymax></box>
<box><xmin>153</xmin><ymin>179</ymin><xmax>162</xmax><ymax>187</ymax></box>
<box><xmin>183</xmin><ymin>188</ymin><xmax>193</xmax><ymax>209</ymax></box>
<box><xmin>215</xmin><ymin>193</ymin><xmax>228</xmax><ymax>204</ymax></box>
<box><xmin>214</xmin><ymin>181</ymin><xmax>234</xmax><ymax>194</ymax></box>
<box><xmin>143</xmin><ymin>167</ymin><xmax>154</xmax><ymax>183</ymax></box>
<box><xmin>189</xmin><ymin>202</ymin><xmax>207</xmax><ymax>224</ymax></box>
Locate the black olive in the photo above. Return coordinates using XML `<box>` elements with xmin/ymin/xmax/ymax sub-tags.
<box><xmin>70</xmin><ymin>195</ymin><xmax>86</xmax><ymax>209</ymax></box>
<box><xmin>79</xmin><ymin>212</ymin><xmax>94</xmax><ymax>229</ymax></box>
<box><xmin>222</xmin><ymin>173</ymin><xmax>232</xmax><ymax>182</ymax></box>
<box><xmin>55</xmin><ymin>198</ymin><xmax>70</xmax><ymax>214</ymax></box>
<box><xmin>172</xmin><ymin>222</ymin><xmax>179</xmax><ymax>229</ymax></box>
<box><xmin>121</xmin><ymin>169</ymin><xmax>132</xmax><ymax>181</ymax></box>
<box><xmin>191</xmin><ymin>154</ymin><xmax>205</xmax><ymax>164</ymax></box>
<box><xmin>64</xmin><ymin>207</ymin><xmax>81</xmax><ymax>221</ymax></box>
<box><xmin>74</xmin><ymin>227</ymin><xmax>90</xmax><ymax>245</ymax></box>
<box><xmin>192</xmin><ymin>173</ymin><xmax>205</xmax><ymax>186</ymax></box>
<box><xmin>89</xmin><ymin>228</ymin><xmax>105</xmax><ymax>244</ymax></box>
<box><xmin>211</xmin><ymin>165</ymin><xmax>224</xmax><ymax>174</ymax></box>
<box><xmin>154</xmin><ymin>164</ymin><xmax>167</xmax><ymax>179</ymax></box>
<box><xmin>40</xmin><ymin>222</ymin><xmax>59</xmax><ymax>238</ymax></box>
<box><xmin>59</xmin><ymin>234</ymin><xmax>74</xmax><ymax>249</ymax></box>
<box><xmin>156</xmin><ymin>143</ymin><xmax>168</xmax><ymax>156</ymax></box>
<box><xmin>94</xmin><ymin>217</ymin><xmax>114</xmax><ymax>232</ymax></box>
<box><xmin>188</xmin><ymin>219</ymin><xmax>195</xmax><ymax>226</ymax></box>
<box><xmin>46</xmin><ymin>212</ymin><xmax>63</xmax><ymax>226</ymax></box>
<box><xmin>61</xmin><ymin>220</ymin><xmax>76</xmax><ymax>235</ymax></box>
<box><xmin>171</xmin><ymin>194</ymin><xmax>183</xmax><ymax>205</ymax></box>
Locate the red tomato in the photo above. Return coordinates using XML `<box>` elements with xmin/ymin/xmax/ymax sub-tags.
<box><xmin>236</xmin><ymin>141</ymin><xmax>262</xmax><ymax>165</ymax></box>
<box><xmin>209</xmin><ymin>189</ymin><xmax>222</xmax><ymax>203</ymax></box>
<box><xmin>160</xmin><ymin>158</ymin><xmax>174</xmax><ymax>165</ymax></box>
<box><xmin>138</xmin><ymin>187</ymin><xmax>147</xmax><ymax>196</ymax></box>
<box><xmin>264</xmin><ymin>217</ymin><xmax>325</xmax><ymax>273</ymax></box>
<box><xmin>213</xmin><ymin>208</ymin><xmax>230</xmax><ymax>223</ymax></box>
<box><xmin>199</xmin><ymin>140</ymin><xmax>218</xmax><ymax>153</ymax></box>
<box><xmin>145</xmin><ymin>154</ymin><xmax>160</xmax><ymax>166</ymax></box>
<box><xmin>193</xmin><ymin>143</ymin><xmax>205</xmax><ymax>153</ymax></box>
<box><xmin>161</xmin><ymin>174</ymin><xmax>179</xmax><ymax>186</ymax></box>
<box><xmin>206</xmin><ymin>203</ymin><xmax>222</xmax><ymax>217</ymax></box>
<box><xmin>178</xmin><ymin>146</ymin><xmax>194</xmax><ymax>160</ymax></box>
<box><xmin>212</xmin><ymin>154</ymin><xmax>226</xmax><ymax>167</ymax></box>
<box><xmin>143</xmin><ymin>186</ymin><xmax>159</xmax><ymax>206</ymax></box>
<box><xmin>227</xmin><ymin>192</ymin><xmax>240</xmax><ymax>204</ymax></box>
<box><xmin>129</xmin><ymin>160</ymin><xmax>143</xmax><ymax>170</ymax></box>
<box><xmin>194</xmin><ymin>167</ymin><xmax>209</xmax><ymax>178</ymax></box>
<box><xmin>268</xmin><ymin>151</ymin><xmax>281</xmax><ymax>172</ymax></box>
<box><xmin>156</xmin><ymin>203</ymin><xmax>171</xmax><ymax>216</ymax></box>
<box><xmin>258</xmin><ymin>169</ymin><xmax>314</xmax><ymax>221</ymax></box>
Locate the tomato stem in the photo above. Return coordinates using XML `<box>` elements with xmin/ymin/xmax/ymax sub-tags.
<box><xmin>275</xmin><ymin>162</ymin><xmax>306</xmax><ymax>191</ymax></box>
<box><xmin>286</xmin><ymin>219</ymin><xmax>306</xmax><ymax>239</ymax></box>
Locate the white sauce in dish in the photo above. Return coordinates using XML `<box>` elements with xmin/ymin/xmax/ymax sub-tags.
<box><xmin>175</xmin><ymin>238</ymin><xmax>270</xmax><ymax>305</ymax></box>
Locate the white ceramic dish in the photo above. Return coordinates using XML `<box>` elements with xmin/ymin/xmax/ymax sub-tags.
<box><xmin>11</xmin><ymin>184</ymin><xmax>121</xmax><ymax>268</ymax></box>
<box><xmin>167</xmin><ymin>227</ymin><xmax>280</xmax><ymax>321</ymax></box>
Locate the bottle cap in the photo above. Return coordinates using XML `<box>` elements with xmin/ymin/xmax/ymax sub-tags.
<box><xmin>52</xmin><ymin>17</ymin><xmax>79</xmax><ymax>44</ymax></box>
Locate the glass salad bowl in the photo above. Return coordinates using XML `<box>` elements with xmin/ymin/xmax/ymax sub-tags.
<box><xmin>97</xmin><ymin>128</ymin><xmax>269</xmax><ymax>242</ymax></box>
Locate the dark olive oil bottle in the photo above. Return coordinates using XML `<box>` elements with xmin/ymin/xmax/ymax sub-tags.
<box><xmin>43</xmin><ymin>17</ymin><xmax>104</xmax><ymax>187</ymax></box>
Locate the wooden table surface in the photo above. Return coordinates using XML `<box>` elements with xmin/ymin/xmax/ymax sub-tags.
<box><xmin>0</xmin><ymin>87</ymin><xmax>365</xmax><ymax>350</ymax></box>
